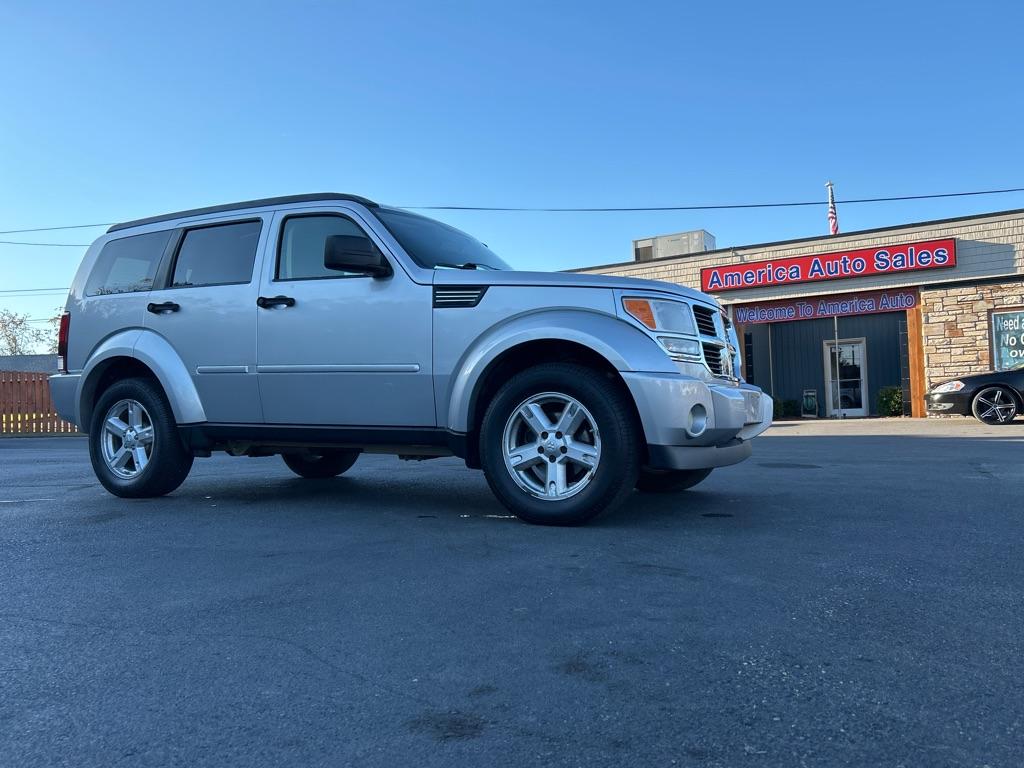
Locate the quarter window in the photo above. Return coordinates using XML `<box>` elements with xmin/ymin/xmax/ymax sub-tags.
<box><xmin>171</xmin><ymin>220</ymin><xmax>262</xmax><ymax>288</ymax></box>
<box><xmin>277</xmin><ymin>215</ymin><xmax>371</xmax><ymax>280</ymax></box>
<box><xmin>85</xmin><ymin>230</ymin><xmax>171</xmax><ymax>296</ymax></box>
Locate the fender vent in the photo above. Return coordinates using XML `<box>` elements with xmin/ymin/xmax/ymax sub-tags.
<box><xmin>433</xmin><ymin>286</ymin><xmax>488</xmax><ymax>308</ymax></box>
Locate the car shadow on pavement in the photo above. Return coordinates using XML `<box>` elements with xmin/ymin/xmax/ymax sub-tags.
<box><xmin>151</xmin><ymin>464</ymin><xmax>734</xmax><ymax>530</ymax></box>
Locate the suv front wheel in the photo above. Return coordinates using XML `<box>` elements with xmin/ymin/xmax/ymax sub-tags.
<box><xmin>480</xmin><ymin>363</ymin><xmax>640</xmax><ymax>525</ymax></box>
<box><xmin>89</xmin><ymin>377</ymin><xmax>194</xmax><ymax>498</ymax></box>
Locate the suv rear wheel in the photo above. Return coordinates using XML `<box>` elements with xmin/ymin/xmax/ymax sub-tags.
<box><xmin>480</xmin><ymin>363</ymin><xmax>640</xmax><ymax>525</ymax></box>
<box><xmin>282</xmin><ymin>450</ymin><xmax>360</xmax><ymax>479</ymax></box>
<box><xmin>89</xmin><ymin>377</ymin><xmax>194</xmax><ymax>498</ymax></box>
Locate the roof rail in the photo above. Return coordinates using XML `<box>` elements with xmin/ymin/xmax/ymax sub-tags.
<box><xmin>107</xmin><ymin>193</ymin><xmax>379</xmax><ymax>233</ymax></box>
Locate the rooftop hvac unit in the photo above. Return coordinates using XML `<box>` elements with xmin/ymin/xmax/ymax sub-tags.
<box><xmin>633</xmin><ymin>230</ymin><xmax>716</xmax><ymax>262</ymax></box>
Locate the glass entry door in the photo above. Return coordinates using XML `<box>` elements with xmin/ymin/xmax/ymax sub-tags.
<box><xmin>823</xmin><ymin>339</ymin><xmax>868</xmax><ymax>417</ymax></box>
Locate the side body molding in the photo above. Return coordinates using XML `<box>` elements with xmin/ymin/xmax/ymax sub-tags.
<box><xmin>78</xmin><ymin>329</ymin><xmax>207</xmax><ymax>427</ymax></box>
<box><xmin>443</xmin><ymin>309</ymin><xmax>675</xmax><ymax>434</ymax></box>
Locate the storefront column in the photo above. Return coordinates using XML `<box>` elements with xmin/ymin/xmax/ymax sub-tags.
<box><xmin>906</xmin><ymin>303</ymin><xmax>927</xmax><ymax>417</ymax></box>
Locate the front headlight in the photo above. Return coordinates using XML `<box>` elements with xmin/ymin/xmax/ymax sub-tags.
<box><xmin>622</xmin><ymin>298</ymin><xmax>696</xmax><ymax>335</ymax></box>
<box><xmin>932</xmin><ymin>380</ymin><xmax>965</xmax><ymax>393</ymax></box>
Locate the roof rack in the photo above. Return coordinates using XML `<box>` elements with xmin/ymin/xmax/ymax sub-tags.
<box><xmin>107</xmin><ymin>193</ymin><xmax>379</xmax><ymax>233</ymax></box>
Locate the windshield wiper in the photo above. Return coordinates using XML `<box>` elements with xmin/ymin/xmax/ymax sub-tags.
<box><xmin>434</xmin><ymin>262</ymin><xmax>495</xmax><ymax>271</ymax></box>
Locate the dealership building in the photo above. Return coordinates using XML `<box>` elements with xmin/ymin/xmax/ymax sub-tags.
<box><xmin>579</xmin><ymin>208</ymin><xmax>1024</xmax><ymax>417</ymax></box>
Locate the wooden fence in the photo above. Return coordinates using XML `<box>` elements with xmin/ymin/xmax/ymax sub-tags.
<box><xmin>0</xmin><ymin>371</ymin><xmax>79</xmax><ymax>435</ymax></box>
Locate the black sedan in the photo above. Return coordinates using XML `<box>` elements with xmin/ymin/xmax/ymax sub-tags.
<box><xmin>926</xmin><ymin>365</ymin><xmax>1024</xmax><ymax>424</ymax></box>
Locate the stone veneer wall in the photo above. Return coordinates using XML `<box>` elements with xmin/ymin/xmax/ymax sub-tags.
<box><xmin>920</xmin><ymin>280</ymin><xmax>1024</xmax><ymax>385</ymax></box>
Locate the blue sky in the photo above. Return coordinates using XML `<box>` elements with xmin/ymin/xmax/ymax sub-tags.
<box><xmin>3</xmin><ymin>0</ymin><xmax>1024</xmax><ymax>325</ymax></box>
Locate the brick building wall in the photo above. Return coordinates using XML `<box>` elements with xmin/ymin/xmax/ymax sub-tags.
<box><xmin>577</xmin><ymin>210</ymin><xmax>1024</xmax><ymax>305</ymax></box>
<box><xmin>578</xmin><ymin>208</ymin><xmax>1024</xmax><ymax>417</ymax></box>
<box><xmin>920</xmin><ymin>281</ymin><xmax>1024</xmax><ymax>384</ymax></box>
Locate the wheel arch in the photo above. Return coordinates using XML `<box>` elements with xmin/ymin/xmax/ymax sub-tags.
<box><xmin>445</xmin><ymin>309</ymin><xmax>671</xmax><ymax>428</ymax></box>
<box><xmin>457</xmin><ymin>337</ymin><xmax>647</xmax><ymax>468</ymax></box>
<box><xmin>79</xmin><ymin>330</ymin><xmax>206</xmax><ymax>430</ymax></box>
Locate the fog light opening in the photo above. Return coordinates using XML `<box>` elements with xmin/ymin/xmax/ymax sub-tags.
<box><xmin>687</xmin><ymin>404</ymin><xmax>708</xmax><ymax>437</ymax></box>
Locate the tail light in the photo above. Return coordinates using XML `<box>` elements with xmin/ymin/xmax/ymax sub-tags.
<box><xmin>57</xmin><ymin>312</ymin><xmax>70</xmax><ymax>374</ymax></box>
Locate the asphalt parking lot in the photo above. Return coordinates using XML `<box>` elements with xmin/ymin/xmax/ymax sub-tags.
<box><xmin>2</xmin><ymin>420</ymin><xmax>1022</xmax><ymax>767</ymax></box>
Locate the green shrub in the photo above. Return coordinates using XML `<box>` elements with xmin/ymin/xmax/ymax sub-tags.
<box><xmin>773</xmin><ymin>398</ymin><xmax>784</xmax><ymax>419</ymax></box>
<box><xmin>877</xmin><ymin>386</ymin><xmax>904</xmax><ymax>417</ymax></box>
<box><xmin>782</xmin><ymin>399</ymin><xmax>801</xmax><ymax>418</ymax></box>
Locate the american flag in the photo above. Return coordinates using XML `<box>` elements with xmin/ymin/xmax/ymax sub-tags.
<box><xmin>826</xmin><ymin>181</ymin><xmax>839</xmax><ymax>235</ymax></box>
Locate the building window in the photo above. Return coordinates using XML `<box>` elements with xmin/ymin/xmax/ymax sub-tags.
<box><xmin>991</xmin><ymin>308</ymin><xmax>1024</xmax><ymax>370</ymax></box>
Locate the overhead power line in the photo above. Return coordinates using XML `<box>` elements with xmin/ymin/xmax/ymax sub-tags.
<box><xmin>0</xmin><ymin>223</ymin><xmax>113</xmax><ymax>235</ymax></box>
<box><xmin>402</xmin><ymin>186</ymin><xmax>1024</xmax><ymax>212</ymax></box>
<box><xmin>0</xmin><ymin>184</ymin><xmax>1020</xmax><ymax>240</ymax></box>
<box><xmin>0</xmin><ymin>240</ymin><xmax>90</xmax><ymax>247</ymax></box>
<box><xmin>0</xmin><ymin>287</ymin><xmax>69</xmax><ymax>294</ymax></box>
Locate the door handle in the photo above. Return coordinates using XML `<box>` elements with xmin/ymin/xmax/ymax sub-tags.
<box><xmin>146</xmin><ymin>301</ymin><xmax>180</xmax><ymax>314</ymax></box>
<box><xmin>257</xmin><ymin>295</ymin><xmax>296</xmax><ymax>309</ymax></box>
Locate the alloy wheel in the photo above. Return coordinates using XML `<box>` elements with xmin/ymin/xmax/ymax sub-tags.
<box><xmin>101</xmin><ymin>399</ymin><xmax>155</xmax><ymax>479</ymax></box>
<box><xmin>973</xmin><ymin>387</ymin><xmax>1017</xmax><ymax>424</ymax></box>
<box><xmin>501</xmin><ymin>391</ymin><xmax>602</xmax><ymax>501</ymax></box>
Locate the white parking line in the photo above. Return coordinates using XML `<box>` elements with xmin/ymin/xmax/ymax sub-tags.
<box><xmin>0</xmin><ymin>498</ymin><xmax>57</xmax><ymax>503</ymax></box>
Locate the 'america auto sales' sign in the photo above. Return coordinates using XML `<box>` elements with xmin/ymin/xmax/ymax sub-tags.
<box><xmin>700</xmin><ymin>238</ymin><xmax>956</xmax><ymax>293</ymax></box>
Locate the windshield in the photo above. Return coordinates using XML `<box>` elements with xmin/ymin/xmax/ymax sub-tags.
<box><xmin>373</xmin><ymin>207</ymin><xmax>511</xmax><ymax>271</ymax></box>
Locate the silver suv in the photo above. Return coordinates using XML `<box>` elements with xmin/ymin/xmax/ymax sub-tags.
<box><xmin>50</xmin><ymin>193</ymin><xmax>772</xmax><ymax>525</ymax></box>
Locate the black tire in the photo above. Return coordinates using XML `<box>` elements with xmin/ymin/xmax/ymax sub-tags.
<box><xmin>88</xmin><ymin>377</ymin><xmax>194</xmax><ymax>498</ymax></box>
<box><xmin>636</xmin><ymin>467</ymin><xmax>713</xmax><ymax>493</ymax></box>
<box><xmin>282</xmin><ymin>450</ymin><xmax>360</xmax><ymax>479</ymax></box>
<box><xmin>971</xmin><ymin>386</ymin><xmax>1019</xmax><ymax>425</ymax></box>
<box><xmin>479</xmin><ymin>362</ymin><xmax>641</xmax><ymax>526</ymax></box>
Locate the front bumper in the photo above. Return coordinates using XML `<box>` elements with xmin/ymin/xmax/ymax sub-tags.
<box><xmin>925</xmin><ymin>391</ymin><xmax>972</xmax><ymax>415</ymax></box>
<box><xmin>621</xmin><ymin>372</ymin><xmax>773</xmax><ymax>470</ymax></box>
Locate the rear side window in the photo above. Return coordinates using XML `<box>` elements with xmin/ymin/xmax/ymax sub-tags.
<box><xmin>171</xmin><ymin>220</ymin><xmax>262</xmax><ymax>288</ymax></box>
<box><xmin>277</xmin><ymin>215</ymin><xmax>369</xmax><ymax>280</ymax></box>
<box><xmin>85</xmin><ymin>231</ymin><xmax>171</xmax><ymax>296</ymax></box>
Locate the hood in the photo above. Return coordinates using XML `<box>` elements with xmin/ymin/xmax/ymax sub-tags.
<box><xmin>432</xmin><ymin>269</ymin><xmax>715</xmax><ymax>305</ymax></box>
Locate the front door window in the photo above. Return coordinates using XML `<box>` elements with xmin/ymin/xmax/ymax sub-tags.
<box><xmin>824</xmin><ymin>339</ymin><xmax>868</xmax><ymax>417</ymax></box>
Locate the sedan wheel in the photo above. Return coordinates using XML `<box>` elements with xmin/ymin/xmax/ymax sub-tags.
<box><xmin>972</xmin><ymin>386</ymin><xmax>1018</xmax><ymax>424</ymax></box>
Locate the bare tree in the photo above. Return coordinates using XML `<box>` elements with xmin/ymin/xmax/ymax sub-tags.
<box><xmin>0</xmin><ymin>309</ymin><xmax>48</xmax><ymax>355</ymax></box>
<box><xmin>45</xmin><ymin>308</ymin><xmax>63</xmax><ymax>354</ymax></box>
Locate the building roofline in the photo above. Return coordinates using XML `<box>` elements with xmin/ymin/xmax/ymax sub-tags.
<box><xmin>107</xmin><ymin>193</ymin><xmax>379</xmax><ymax>233</ymax></box>
<box><xmin>572</xmin><ymin>205</ymin><xmax>1024</xmax><ymax>272</ymax></box>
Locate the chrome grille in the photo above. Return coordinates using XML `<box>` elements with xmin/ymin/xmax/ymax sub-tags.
<box><xmin>702</xmin><ymin>343</ymin><xmax>725</xmax><ymax>375</ymax></box>
<box><xmin>693</xmin><ymin>305</ymin><xmax>718</xmax><ymax>337</ymax></box>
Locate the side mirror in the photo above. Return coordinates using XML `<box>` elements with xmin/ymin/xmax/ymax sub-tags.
<box><xmin>324</xmin><ymin>234</ymin><xmax>392</xmax><ymax>278</ymax></box>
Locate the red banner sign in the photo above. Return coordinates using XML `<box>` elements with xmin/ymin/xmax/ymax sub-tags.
<box><xmin>701</xmin><ymin>238</ymin><xmax>956</xmax><ymax>292</ymax></box>
<box><xmin>731</xmin><ymin>288</ymin><xmax>919</xmax><ymax>325</ymax></box>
